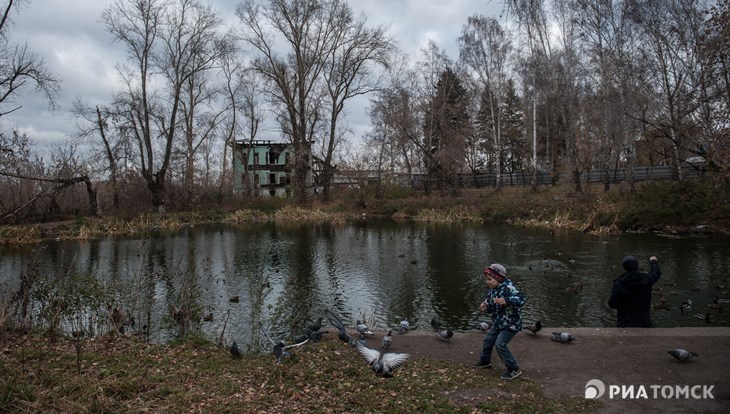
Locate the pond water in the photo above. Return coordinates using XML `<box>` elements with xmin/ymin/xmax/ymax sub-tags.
<box><xmin>1</xmin><ymin>221</ymin><xmax>728</xmax><ymax>347</ymax></box>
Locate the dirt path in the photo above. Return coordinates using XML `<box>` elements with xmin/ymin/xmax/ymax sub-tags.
<box><xmin>370</xmin><ymin>327</ymin><xmax>730</xmax><ymax>413</ymax></box>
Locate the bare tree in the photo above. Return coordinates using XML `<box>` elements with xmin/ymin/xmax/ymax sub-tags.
<box><xmin>72</xmin><ymin>100</ymin><xmax>134</xmax><ymax>210</ymax></box>
<box><xmin>504</xmin><ymin>0</ymin><xmax>553</xmax><ymax>190</ymax></box>
<box><xmin>629</xmin><ymin>0</ymin><xmax>707</xmax><ymax>181</ymax></box>
<box><xmin>0</xmin><ymin>0</ymin><xmax>60</xmax><ymax>131</ymax></box>
<box><xmin>417</xmin><ymin>41</ymin><xmax>453</xmax><ymax>195</ymax></box>
<box><xmin>176</xmin><ymin>16</ymin><xmax>234</xmax><ymax>209</ymax></box>
<box><xmin>232</xmin><ymin>66</ymin><xmax>264</xmax><ymax>198</ymax></box>
<box><xmin>0</xmin><ymin>141</ymin><xmax>98</xmax><ymax>221</ymax></box>
<box><xmin>104</xmin><ymin>0</ymin><xmax>227</xmax><ymax>212</ymax></box>
<box><xmin>701</xmin><ymin>0</ymin><xmax>730</xmax><ymax>177</ymax></box>
<box><xmin>237</xmin><ymin>0</ymin><xmax>340</xmax><ymax>203</ymax></box>
<box><xmin>366</xmin><ymin>58</ymin><xmax>422</xmax><ymax>192</ymax></box>
<box><xmin>319</xmin><ymin>4</ymin><xmax>394</xmax><ymax>201</ymax></box>
<box><xmin>459</xmin><ymin>15</ymin><xmax>511</xmax><ymax>190</ymax></box>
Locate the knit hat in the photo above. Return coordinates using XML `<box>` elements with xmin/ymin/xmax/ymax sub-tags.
<box><xmin>484</xmin><ymin>263</ymin><xmax>507</xmax><ymax>282</ymax></box>
<box><xmin>622</xmin><ymin>255</ymin><xmax>639</xmax><ymax>272</ymax></box>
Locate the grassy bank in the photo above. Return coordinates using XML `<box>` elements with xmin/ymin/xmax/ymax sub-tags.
<box><xmin>0</xmin><ymin>330</ymin><xmax>599</xmax><ymax>413</ymax></box>
<box><xmin>1</xmin><ymin>178</ymin><xmax>727</xmax><ymax>245</ymax></box>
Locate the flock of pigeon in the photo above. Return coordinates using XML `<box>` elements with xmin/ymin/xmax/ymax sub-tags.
<box><xmin>229</xmin><ymin>310</ymin><xmax>699</xmax><ymax>377</ymax></box>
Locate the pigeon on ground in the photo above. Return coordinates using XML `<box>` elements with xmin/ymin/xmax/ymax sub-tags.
<box><xmin>356</xmin><ymin>344</ymin><xmax>411</xmax><ymax>378</ymax></box>
<box><xmin>437</xmin><ymin>328</ymin><xmax>453</xmax><ymax>341</ymax></box>
<box><xmin>381</xmin><ymin>330</ymin><xmax>393</xmax><ymax>350</ymax></box>
<box><xmin>668</xmin><ymin>349</ymin><xmax>699</xmax><ymax>362</ymax></box>
<box><xmin>273</xmin><ymin>342</ymin><xmax>291</xmax><ymax>364</ymax></box>
<box><xmin>431</xmin><ymin>317</ymin><xmax>441</xmax><ymax>331</ymax></box>
<box><xmin>694</xmin><ymin>312</ymin><xmax>711</xmax><ymax>324</ymax></box>
<box><xmin>308</xmin><ymin>317</ymin><xmax>324</xmax><ymax>332</ymax></box>
<box><xmin>551</xmin><ymin>332</ymin><xmax>576</xmax><ymax>344</ymax></box>
<box><xmin>524</xmin><ymin>320</ymin><xmax>542</xmax><ymax>335</ymax></box>
<box><xmin>356</xmin><ymin>319</ymin><xmax>374</xmax><ymax>336</ymax></box>
<box><xmin>230</xmin><ymin>341</ymin><xmax>241</xmax><ymax>359</ymax></box>
<box><xmin>474</xmin><ymin>321</ymin><xmax>492</xmax><ymax>332</ymax></box>
<box><xmin>398</xmin><ymin>319</ymin><xmax>410</xmax><ymax>334</ymax></box>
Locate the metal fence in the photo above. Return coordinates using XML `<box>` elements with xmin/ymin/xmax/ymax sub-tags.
<box><xmin>419</xmin><ymin>164</ymin><xmax>709</xmax><ymax>189</ymax></box>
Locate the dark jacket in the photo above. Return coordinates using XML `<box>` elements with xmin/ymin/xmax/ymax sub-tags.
<box><xmin>608</xmin><ymin>260</ymin><xmax>661</xmax><ymax>327</ymax></box>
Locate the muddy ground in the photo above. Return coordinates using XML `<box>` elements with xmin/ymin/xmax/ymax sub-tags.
<box><xmin>363</xmin><ymin>327</ymin><xmax>730</xmax><ymax>413</ymax></box>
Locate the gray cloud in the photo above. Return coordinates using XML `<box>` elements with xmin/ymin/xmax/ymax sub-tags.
<box><xmin>5</xmin><ymin>0</ymin><xmax>501</xmax><ymax>151</ymax></box>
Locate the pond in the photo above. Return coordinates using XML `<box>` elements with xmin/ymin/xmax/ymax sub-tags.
<box><xmin>1</xmin><ymin>221</ymin><xmax>728</xmax><ymax>348</ymax></box>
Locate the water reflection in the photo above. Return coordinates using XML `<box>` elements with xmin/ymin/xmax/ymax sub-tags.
<box><xmin>1</xmin><ymin>222</ymin><xmax>728</xmax><ymax>348</ymax></box>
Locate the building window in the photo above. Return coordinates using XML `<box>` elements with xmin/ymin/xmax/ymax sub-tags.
<box><xmin>254</xmin><ymin>173</ymin><xmax>260</xmax><ymax>184</ymax></box>
<box><xmin>269</xmin><ymin>152</ymin><xmax>278</xmax><ymax>165</ymax></box>
<box><xmin>269</xmin><ymin>173</ymin><xmax>276</xmax><ymax>185</ymax></box>
<box><xmin>253</xmin><ymin>152</ymin><xmax>259</xmax><ymax>166</ymax></box>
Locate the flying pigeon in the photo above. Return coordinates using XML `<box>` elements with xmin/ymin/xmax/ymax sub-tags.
<box><xmin>381</xmin><ymin>330</ymin><xmax>393</xmax><ymax>350</ymax></box>
<box><xmin>326</xmin><ymin>309</ymin><xmax>360</xmax><ymax>346</ymax></box>
<box><xmin>525</xmin><ymin>320</ymin><xmax>542</xmax><ymax>335</ymax></box>
<box><xmin>437</xmin><ymin>328</ymin><xmax>454</xmax><ymax>341</ymax></box>
<box><xmin>356</xmin><ymin>344</ymin><xmax>411</xmax><ymax>377</ymax></box>
<box><xmin>356</xmin><ymin>319</ymin><xmax>374</xmax><ymax>336</ymax></box>
<box><xmin>668</xmin><ymin>349</ymin><xmax>699</xmax><ymax>362</ymax></box>
<box><xmin>230</xmin><ymin>341</ymin><xmax>241</xmax><ymax>359</ymax></box>
<box><xmin>325</xmin><ymin>309</ymin><xmax>347</xmax><ymax>334</ymax></box>
<box><xmin>551</xmin><ymin>332</ymin><xmax>576</xmax><ymax>344</ymax></box>
<box><xmin>306</xmin><ymin>329</ymin><xmax>328</xmax><ymax>342</ymax></box>
<box><xmin>308</xmin><ymin>317</ymin><xmax>324</xmax><ymax>332</ymax></box>
<box><xmin>474</xmin><ymin>321</ymin><xmax>492</xmax><ymax>332</ymax></box>
<box><xmin>272</xmin><ymin>337</ymin><xmax>309</xmax><ymax>364</ymax></box>
<box><xmin>431</xmin><ymin>317</ymin><xmax>441</xmax><ymax>331</ymax></box>
<box><xmin>398</xmin><ymin>319</ymin><xmax>410</xmax><ymax>334</ymax></box>
<box><xmin>293</xmin><ymin>333</ymin><xmax>310</xmax><ymax>344</ymax></box>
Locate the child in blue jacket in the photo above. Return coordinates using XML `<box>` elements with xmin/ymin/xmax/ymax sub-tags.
<box><xmin>474</xmin><ymin>263</ymin><xmax>526</xmax><ymax>380</ymax></box>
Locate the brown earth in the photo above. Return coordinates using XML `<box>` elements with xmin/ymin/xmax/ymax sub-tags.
<box><xmin>362</xmin><ymin>327</ymin><xmax>730</xmax><ymax>414</ymax></box>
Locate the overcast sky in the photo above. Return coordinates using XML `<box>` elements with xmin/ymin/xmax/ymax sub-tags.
<box><xmin>6</xmin><ymin>0</ymin><xmax>504</xmax><ymax>152</ymax></box>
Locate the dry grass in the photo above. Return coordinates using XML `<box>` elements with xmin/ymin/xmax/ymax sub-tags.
<box><xmin>0</xmin><ymin>224</ymin><xmax>42</xmax><ymax>244</ymax></box>
<box><xmin>0</xmin><ymin>298</ymin><xmax>9</xmax><ymax>331</ymax></box>
<box><xmin>1</xmin><ymin>178</ymin><xmax>726</xmax><ymax>245</ymax></box>
<box><xmin>0</xmin><ymin>331</ymin><xmax>600</xmax><ymax>414</ymax></box>
<box><xmin>225</xmin><ymin>209</ymin><xmax>270</xmax><ymax>223</ymax></box>
<box><xmin>273</xmin><ymin>206</ymin><xmax>346</xmax><ymax>225</ymax></box>
<box><xmin>413</xmin><ymin>206</ymin><xmax>483</xmax><ymax>223</ymax></box>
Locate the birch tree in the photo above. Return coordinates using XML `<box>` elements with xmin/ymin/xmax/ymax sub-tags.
<box><xmin>459</xmin><ymin>15</ymin><xmax>511</xmax><ymax>190</ymax></box>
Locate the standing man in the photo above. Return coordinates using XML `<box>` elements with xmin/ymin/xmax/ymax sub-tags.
<box><xmin>608</xmin><ymin>255</ymin><xmax>661</xmax><ymax>327</ymax></box>
<box><xmin>474</xmin><ymin>263</ymin><xmax>526</xmax><ymax>380</ymax></box>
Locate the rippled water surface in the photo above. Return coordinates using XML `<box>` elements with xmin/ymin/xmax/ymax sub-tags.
<box><xmin>1</xmin><ymin>221</ymin><xmax>728</xmax><ymax>346</ymax></box>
